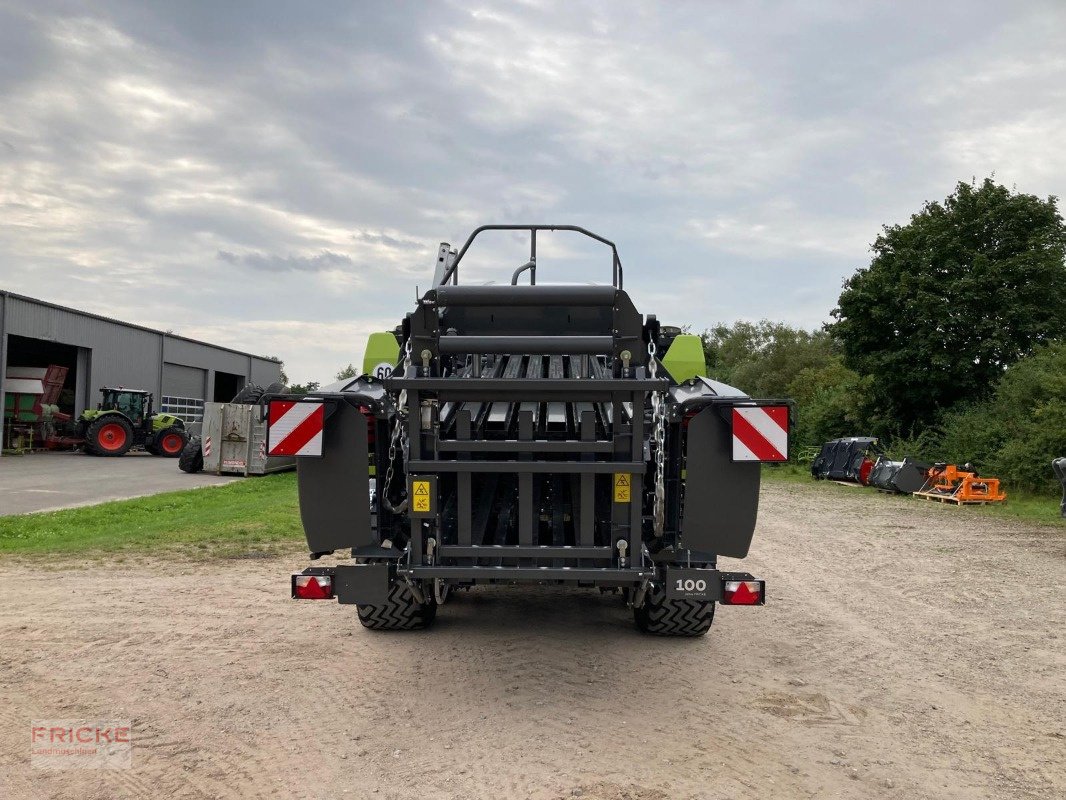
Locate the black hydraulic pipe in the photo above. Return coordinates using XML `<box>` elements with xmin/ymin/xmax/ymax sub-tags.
<box><xmin>511</xmin><ymin>259</ymin><xmax>535</xmax><ymax>285</ymax></box>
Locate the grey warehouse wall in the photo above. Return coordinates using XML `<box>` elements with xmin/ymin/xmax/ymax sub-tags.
<box><xmin>3</xmin><ymin>294</ymin><xmax>160</xmax><ymax>413</ymax></box>
<box><xmin>162</xmin><ymin>363</ymin><xmax>207</xmax><ymax>398</ymax></box>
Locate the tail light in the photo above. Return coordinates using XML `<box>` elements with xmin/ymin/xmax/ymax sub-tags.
<box><xmin>721</xmin><ymin>579</ymin><xmax>764</xmax><ymax>605</ymax></box>
<box><xmin>292</xmin><ymin>573</ymin><xmax>333</xmax><ymax>600</ymax></box>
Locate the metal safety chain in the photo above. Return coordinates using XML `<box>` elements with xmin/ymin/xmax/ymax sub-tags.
<box><xmin>648</xmin><ymin>340</ymin><xmax>667</xmax><ymax>538</ymax></box>
<box><xmin>382</xmin><ymin>340</ymin><xmax>413</xmax><ymax>514</ymax></box>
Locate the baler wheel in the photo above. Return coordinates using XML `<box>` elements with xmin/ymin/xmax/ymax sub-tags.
<box><xmin>357</xmin><ymin>582</ymin><xmax>437</xmax><ymax>631</ymax></box>
<box><xmin>85</xmin><ymin>416</ymin><xmax>134</xmax><ymax>457</ymax></box>
<box><xmin>633</xmin><ymin>584</ymin><xmax>715</xmax><ymax>637</ymax></box>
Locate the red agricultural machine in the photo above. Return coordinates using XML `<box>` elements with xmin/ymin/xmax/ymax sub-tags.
<box><xmin>2</xmin><ymin>365</ymin><xmax>80</xmax><ymax>451</ymax></box>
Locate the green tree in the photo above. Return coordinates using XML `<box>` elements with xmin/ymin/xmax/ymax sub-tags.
<box><xmin>832</xmin><ymin>178</ymin><xmax>1066</xmax><ymax>434</ymax></box>
<box><xmin>700</xmin><ymin>321</ymin><xmax>838</xmax><ymax>397</ymax></box>
<box><xmin>931</xmin><ymin>341</ymin><xmax>1066</xmax><ymax>492</ymax></box>
<box><xmin>263</xmin><ymin>356</ymin><xmax>288</xmax><ymax>385</ymax></box>
<box><xmin>288</xmin><ymin>381</ymin><xmax>320</xmax><ymax>397</ymax></box>
<box><xmin>336</xmin><ymin>363</ymin><xmax>358</xmax><ymax>381</ymax></box>
<box><xmin>786</xmin><ymin>357</ymin><xmax>868</xmax><ymax>448</ymax></box>
<box><xmin>986</xmin><ymin>341</ymin><xmax>1066</xmax><ymax>491</ymax></box>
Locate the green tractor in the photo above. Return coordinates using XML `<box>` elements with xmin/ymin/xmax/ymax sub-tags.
<box><xmin>77</xmin><ymin>388</ymin><xmax>189</xmax><ymax>457</ymax></box>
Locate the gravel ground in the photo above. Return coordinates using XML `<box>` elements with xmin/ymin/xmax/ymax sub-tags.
<box><xmin>0</xmin><ymin>480</ymin><xmax>1062</xmax><ymax>799</ymax></box>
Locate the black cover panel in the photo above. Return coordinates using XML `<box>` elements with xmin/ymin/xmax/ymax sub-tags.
<box><xmin>869</xmin><ymin>458</ymin><xmax>903</xmax><ymax>491</ymax></box>
<box><xmin>334</xmin><ymin>563</ymin><xmax>390</xmax><ymax>605</ymax></box>
<box><xmin>811</xmin><ymin>438</ymin><xmax>879</xmax><ymax>481</ymax></box>
<box><xmin>682</xmin><ymin>408</ymin><xmax>760</xmax><ymax>558</ymax></box>
<box><xmin>891</xmin><ymin>458</ymin><xmax>928</xmax><ymax>494</ymax></box>
<box><xmin>297</xmin><ymin>403</ymin><xmax>372</xmax><ymax>552</ymax></box>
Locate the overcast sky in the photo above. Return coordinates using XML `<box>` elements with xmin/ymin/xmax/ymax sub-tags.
<box><xmin>1</xmin><ymin>1</ymin><xmax>1063</xmax><ymax>383</ymax></box>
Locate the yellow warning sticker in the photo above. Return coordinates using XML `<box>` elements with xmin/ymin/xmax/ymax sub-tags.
<box><xmin>613</xmin><ymin>473</ymin><xmax>631</xmax><ymax>503</ymax></box>
<box><xmin>412</xmin><ymin>480</ymin><xmax>432</xmax><ymax>513</ymax></box>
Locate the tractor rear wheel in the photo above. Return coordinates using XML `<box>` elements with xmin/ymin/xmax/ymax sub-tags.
<box><xmin>153</xmin><ymin>427</ymin><xmax>189</xmax><ymax>458</ymax></box>
<box><xmin>633</xmin><ymin>583</ymin><xmax>715</xmax><ymax>637</ymax></box>
<box><xmin>85</xmin><ymin>416</ymin><xmax>134</xmax><ymax>457</ymax></box>
<box><xmin>357</xmin><ymin>582</ymin><xmax>437</xmax><ymax>631</ymax></box>
<box><xmin>178</xmin><ymin>437</ymin><xmax>204</xmax><ymax>473</ymax></box>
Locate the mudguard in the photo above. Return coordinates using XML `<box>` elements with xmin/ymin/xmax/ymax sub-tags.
<box><xmin>681</xmin><ymin>407</ymin><xmax>761</xmax><ymax>558</ymax></box>
<box><xmin>296</xmin><ymin>401</ymin><xmax>373</xmax><ymax>553</ymax></box>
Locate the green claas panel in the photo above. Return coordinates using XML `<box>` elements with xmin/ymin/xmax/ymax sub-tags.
<box><xmin>661</xmin><ymin>334</ymin><xmax>707</xmax><ymax>383</ymax></box>
<box><xmin>362</xmin><ymin>332</ymin><xmax>400</xmax><ymax>379</ymax></box>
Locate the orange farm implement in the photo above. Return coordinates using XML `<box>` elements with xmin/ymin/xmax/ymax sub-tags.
<box><xmin>913</xmin><ymin>464</ymin><xmax>1007</xmax><ymax>505</ymax></box>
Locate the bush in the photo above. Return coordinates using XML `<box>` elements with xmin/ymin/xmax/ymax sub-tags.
<box><xmin>891</xmin><ymin>342</ymin><xmax>1066</xmax><ymax>493</ymax></box>
<box><xmin>985</xmin><ymin>342</ymin><xmax>1066</xmax><ymax>492</ymax></box>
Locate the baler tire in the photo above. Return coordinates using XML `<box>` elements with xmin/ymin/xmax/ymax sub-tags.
<box><xmin>633</xmin><ymin>584</ymin><xmax>715</xmax><ymax>637</ymax></box>
<box><xmin>357</xmin><ymin>582</ymin><xmax>437</xmax><ymax>631</ymax></box>
<box><xmin>178</xmin><ymin>437</ymin><xmax>204</xmax><ymax>473</ymax></box>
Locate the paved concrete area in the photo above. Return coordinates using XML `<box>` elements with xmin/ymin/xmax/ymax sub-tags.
<box><xmin>0</xmin><ymin>451</ymin><xmax>238</xmax><ymax>516</ymax></box>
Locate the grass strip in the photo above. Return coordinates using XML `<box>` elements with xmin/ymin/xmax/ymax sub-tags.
<box><xmin>0</xmin><ymin>473</ymin><xmax>302</xmax><ymax>556</ymax></box>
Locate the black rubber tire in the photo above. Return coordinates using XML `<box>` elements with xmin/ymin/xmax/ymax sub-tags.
<box><xmin>153</xmin><ymin>426</ymin><xmax>189</xmax><ymax>458</ymax></box>
<box><xmin>178</xmin><ymin>437</ymin><xmax>204</xmax><ymax>473</ymax></box>
<box><xmin>633</xmin><ymin>584</ymin><xmax>715</xmax><ymax>637</ymax></box>
<box><xmin>231</xmin><ymin>383</ymin><xmax>263</xmax><ymax>404</ymax></box>
<box><xmin>84</xmin><ymin>415</ymin><xmax>135</xmax><ymax>457</ymax></box>
<box><xmin>263</xmin><ymin>382</ymin><xmax>288</xmax><ymax>396</ymax></box>
<box><xmin>145</xmin><ymin>442</ymin><xmax>159</xmax><ymax>455</ymax></box>
<box><xmin>357</xmin><ymin>582</ymin><xmax>437</xmax><ymax>631</ymax></box>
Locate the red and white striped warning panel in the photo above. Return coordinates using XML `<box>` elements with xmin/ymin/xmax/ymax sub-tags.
<box><xmin>203</xmin><ymin>436</ymin><xmax>212</xmax><ymax>457</ymax></box>
<box><xmin>267</xmin><ymin>400</ymin><xmax>325</xmax><ymax>457</ymax></box>
<box><xmin>731</xmin><ymin>405</ymin><xmax>789</xmax><ymax>462</ymax></box>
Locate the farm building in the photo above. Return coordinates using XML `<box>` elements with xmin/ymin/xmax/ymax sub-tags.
<box><xmin>0</xmin><ymin>290</ymin><xmax>281</xmax><ymax>448</ymax></box>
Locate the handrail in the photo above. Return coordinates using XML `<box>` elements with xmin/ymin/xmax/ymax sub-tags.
<box><xmin>439</xmin><ymin>224</ymin><xmax>624</xmax><ymax>289</ymax></box>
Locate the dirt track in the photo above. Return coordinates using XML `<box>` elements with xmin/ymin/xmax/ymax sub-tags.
<box><xmin>1</xmin><ymin>480</ymin><xmax>1063</xmax><ymax>799</ymax></box>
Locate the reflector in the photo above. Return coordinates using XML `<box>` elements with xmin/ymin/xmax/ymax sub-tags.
<box><xmin>292</xmin><ymin>574</ymin><xmax>333</xmax><ymax>599</ymax></box>
<box><xmin>722</xmin><ymin>580</ymin><xmax>762</xmax><ymax>605</ymax></box>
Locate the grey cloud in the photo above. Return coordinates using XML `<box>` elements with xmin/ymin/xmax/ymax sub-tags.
<box><xmin>351</xmin><ymin>231</ymin><xmax>425</xmax><ymax>251</ymax></box>
<box><xmin>216</xmin><ymin>249</ymin><xmax>353</xmax><ymax>273</ymax></box>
